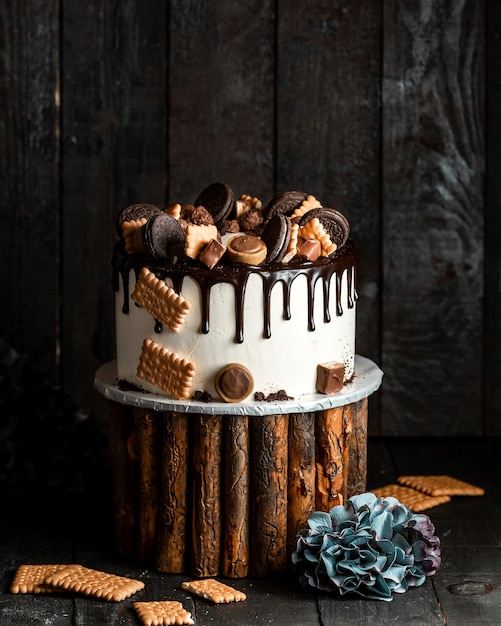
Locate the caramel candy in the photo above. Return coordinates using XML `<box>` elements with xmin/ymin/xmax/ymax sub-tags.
<box><xmin>199</xmin><ymin>238</ymin><xmax>226</xmax><ymax>269</ymax></box>
<box><xmin>215</xmin><ymin>363</ymin><xmax>254</xmax><ymax>402</ymax></box>
<box><xmin>226</xmin><ymin>235</ymin><xmax>267</xmax><ymax>265</ymax></box>
<box><xmin>316</xmin><ymin>361</ymin><xmax>345</xmax><ymax>394</ymax></box>
<box><xmin>296</xmin><ymin>237</ymin><xmax>322</xmax><ymax>261</ymax></box>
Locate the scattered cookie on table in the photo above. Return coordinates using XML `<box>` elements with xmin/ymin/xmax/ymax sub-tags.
<box><xmin>10</xmin><ymin>564</ymin><xmax>69</xmax><ymax>594</ymax></box>
<box><xmin>397</xmin><ymin>475</ymin><xmax>485</xmax><ymax>497</ymax></box>
<box><xmin>181</xmin><ymin>578</ymin><xmax>246</xmax><ymax>603</ymax></box>
<box><xmin>134</xmin><ymin>600</ymin><xmax>194</xmax><ymax>626</ymax></box>
<box><xmin>372</xmin><ymin>484</ymin><xmax>451</xmax><ymax>512</ymax></box>
<box><xmin>43</xmin><ymin>564</ymin><xmax>144</xmax><ymax>602</ymax></box>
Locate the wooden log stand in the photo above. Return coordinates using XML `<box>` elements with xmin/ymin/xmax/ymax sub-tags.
<box><xmin>95</xmin><ymin>355</ymin><xmax>382</xmax><ymax>578</ymax></box>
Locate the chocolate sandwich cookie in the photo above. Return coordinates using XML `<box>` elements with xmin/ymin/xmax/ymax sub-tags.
<box><xmin>298</xmin><ymin>207</ymin><xmax>350</xmax><ymax>251</ymax></box>
<box><xmin>116</xmin><ymin>203</ymin><xmax>161</xmax><ymax>238</ymax></box>
<box><xmin>140</xmin><ymin>213</ymin><xmax>185</xmax><ymax>262</ymax></box>
<box><xmin>194</xmin><ymin>182</ymin><xmax>235</xmax><ymax>225</ymax></box>
<box><xmin>260</xmin><ymin>214</ymin><xmax>292</xmax><ymax>263</ymax></box>
<box><xmin>263</xmin><ymin>190</ymin><xmax>308</xmax><ymax>221</ymax></box>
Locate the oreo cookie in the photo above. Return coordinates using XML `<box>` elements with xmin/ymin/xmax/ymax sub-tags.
<box><xmin>263</xmin><ymin>190</ymin><xmax>308</xmax><ymax>221</ymax></box>
<box><xmin>194</xmin><ymin>182</ymin><xmax>235</xmax><ymax>225</ymax></box>
<box><xmin>299</xmin><ymin>207</ymin><xmax>350</xmax><ymax>251</ymax></box>
<box><xmin>116</xmin><ymin>203</ymin><xmax>161</xmax><ymax>238</ymax></box>
<box><xmin>260</xmin><ymin>214</ymin><xmax>292</xmax><ymax>263</ymax></box>
<box><xmin>141</xmin><ymin>213</ymin><xmax>185</xmax><ymax>262</ymax></box>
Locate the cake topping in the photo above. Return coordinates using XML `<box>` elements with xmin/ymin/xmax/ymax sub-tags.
<box><xmin>163</xmin><ymin>202</ymin><xmax>182</xmax><ymax>220</ymax></box>
<box><xmin>316</xmin><ymin>361</ymin><xmax>345</xmax><ymax>394</ymax></box>
<box><xmin>190</xmin><ymin>205</ymin><xmax>215</xmax><ymax>226</ymax></box>
<box><xmin>235</xmin><ymin>193</ymin><xmax>262</xmax><ymax>217</ymax></box>
<box><xmin>131</xmin><ymin>268</ymin><xmax>191</xmax><ymax>333</ymax></box>
<box><xmin>137</xmin><ymin>338</ymin><xmax>195</xmax><ymax>399</ymax></box>
<box><xmin>260</xmin><ymin>214</ymin><xmax>292</xmax><ymax>263</ymax></box>
<box><xmin>296</xmin><ymin>237</ymin><xmax>322</xmax><ymax>261</ymax></box>
<box><xmin>194</xmin><ymin>182</ymin><xmax>235</xmax><ymax>225</ymax></box>
<box><xmin>290</xmin><ymin>194</ymin><xmax>322</xmax><ymax>221</ymax></box>
<box><xmin>263</xmin><ymin>190</ymin><xmax>308</xmax><ymax>220</ymax></box>
<box><xmin>226</xmin><ymin>235</ymin><xmax>267</xmax><ymax>264</ymax></box>
<box><xmin>298</xmin><ymin>217</ymin><xmax>337</xmax><ymax>257</ymax></box>
<box><xmin>299</xmin><ymin>207</ymin><xmax>350</xmax><ymax>250</ymax></box>
<box><xmin>238</xmin><ymin>207</ymin><xmax>264</xmax><ymax>233</ymax></box>
<box><xmin>141</xmin><ymin>213</ymin><xmax>186</xmax><ymax>261</ymax></box>
<box><xmin>230</xmin><ymin>235</ymin><xmax>262</xmax><ymax>253</ymax></box>
<box><xmin>215</xmin><ymin>363</ymin><xmax>254</xmax><ymax>403</ymax></box>
<box><xmin>116</xmin><ymin>203</ymin><xmax>161</xmax><ymax>238</ymax></box>
<box><xmin>199</xmin><ymin>238</ymin><xmax>226</xmax><ymax>269</ymax></box>
<box><xmin>122</xmin><ymin>218</ymin><xmax>148</xmax><ymax>253</ymax></box>
<box><xmin>185</xmin><ymin>224</ymin><xmax>219</xmax><ymax>259</ymax></box>
<box><xmin>113</xmin><ymin>185</ymin><xmax>356</xmax><ymax>342</ymax></box>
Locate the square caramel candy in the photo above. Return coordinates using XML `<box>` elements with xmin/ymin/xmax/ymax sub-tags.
<box><xmin>199</xmin><ymin>238</ymin><xmax>226</xmax><ymax>269</ymax></box>
<box><xmin>296</xmin><ymin>237</ymin><xmax>322</xmax><ymax>261</ymax></box>
<box><xmin>316</xmin><ymin>361</ymin><xmax>345</xmax><ymax>394</ymax></box>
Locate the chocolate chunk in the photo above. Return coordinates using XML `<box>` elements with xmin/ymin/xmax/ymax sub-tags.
<box><xmin>215</xmin><ymin>363</ymin><xmax>254</xmax><ymax>403</ymax></box>
<box><xmin>238</xmin><ymin>207</ymin><xmax>264</xmax><ymax>233</ymax></box>
<box><xmin>296</xmin><ymin>237</ymin><xmax>322</xmax><ymax>261</ymax></box>
<box><xmin>190</xmin><ymin>205</ymin><xmax>214</xmax><ymax>226</ymax></box>
<box><xmin>263</xmin><ymin>190</ymin><xmax>308</xmax><ymax>220</ymax></box>
<box><xmin>194</xmin><ymin>182</ymin><xmax>235</xmax><ymax>225</ymax></box>
<box><xmin>199</xmin><ymin>238</ymin><xmax>226</xmax><ymax>269</ymax></box>
<box><xmin>260</xmin><ymin>214</ymin><xmax>292</xmax><ymax>263</ymax></box>
<box><xmin>141</xmin><ymin>213</ymin><xmax>185</xmax><ymax>262</ymax></box>
<box><xmin>219</xmin><ymin>219</ymin><xmax>240</xmax><ymax>235</ymax></box>
<box><xmin>299</xmin><ymin>207</ymin><xmax>350</xmax><ymax>251</ymax></box>
<box><xmin>316</xmin><ymin>361</ymin><xmax>345</xmax><ymax>394</ymax></box>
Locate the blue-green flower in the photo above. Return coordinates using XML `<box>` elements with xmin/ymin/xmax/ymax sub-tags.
<box><xmin>292</xmin><ymin>492</ymin><xmax>441</xmax><ymax>601</ymax></box>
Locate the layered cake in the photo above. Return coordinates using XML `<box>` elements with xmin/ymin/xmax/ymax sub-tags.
<box><xmin>112</xmin><ymin>183</ymin><xmax>357</xmax><ymax>404</ymax></box>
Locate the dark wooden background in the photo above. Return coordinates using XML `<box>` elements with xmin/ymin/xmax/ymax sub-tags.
<box><xmin>1</xmin><ymin>1</ymin><xmax>499</xmax><ymax>437</ymax></box>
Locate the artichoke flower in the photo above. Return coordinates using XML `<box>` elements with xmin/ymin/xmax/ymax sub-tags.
<box><xmin>292</xmin><ymin>492</ymin><xmax>441</xmax><ymax>601</ymax></box>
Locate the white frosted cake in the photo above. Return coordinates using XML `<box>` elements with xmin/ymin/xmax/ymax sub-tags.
<box><xmin>112</xmin><ymin>184</ymin><xmax>357</xmax><ymax>403</ymax></box>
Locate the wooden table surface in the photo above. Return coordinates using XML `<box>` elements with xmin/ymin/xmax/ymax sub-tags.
<box><xmin>1</xmin><ymin>437</ymin><xmax>500</xmax><ymax>625</ymax></box>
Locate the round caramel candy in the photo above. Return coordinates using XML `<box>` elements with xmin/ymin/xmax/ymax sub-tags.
<box><xmin>215</xmin><ymin>363</ymin><xmax>254</xmax><ymax>403</ymax></box>
<box><xmin>226</xmin><ymin>235</ymin><xmax>267</xmax><ymax>264</ymax></box>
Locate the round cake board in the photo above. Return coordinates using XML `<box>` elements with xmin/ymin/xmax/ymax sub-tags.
<box><xmin>94</xmin><ymin>355</ymin><xmax>383</xmax><ymax>416</ymax></box>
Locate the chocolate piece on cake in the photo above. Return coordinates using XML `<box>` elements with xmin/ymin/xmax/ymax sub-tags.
<box><xmin>316</xmin><ymin>361</ymin><xmax>345</xmax><ymax>394</ymax></box>
<box><xmin>263</xmin><ymin>190</ymin><xmax>308</xmax><ymax>220</ymax></box>
<box><xmin>260</xmin><ymin>214</ymin><xmax>292</xmax><ymax>263</ymax></box>
<box><xmin>199</xmin><ymin>238</ymin><xmax>226</xmax><ymax>269</ymax></box>
<box><xmin>215</xmin><ymin>363</ymin><xmax>254</xmax><ymax>402</ymax></box>
<box><xmin>194</xmin><ymin>182</ymin><xmax>235</xmax><ymax>225</ymax></box>
<box><xmin>296</xmin><ymin>237</ymin><xmax>322</xmax><ymax>261</ymax></box>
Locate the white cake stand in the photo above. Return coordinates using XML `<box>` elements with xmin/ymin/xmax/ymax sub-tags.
<box><xmin>94</xmin><ymin>354</ymin><xmax>383</xmax><ymax>416</ymax></box>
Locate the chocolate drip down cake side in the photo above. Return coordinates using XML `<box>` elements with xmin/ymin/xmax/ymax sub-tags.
<box><xmin>95</xmin><ymin>183</ymin><xmax>383</xmax><ymax>578</ymax></box>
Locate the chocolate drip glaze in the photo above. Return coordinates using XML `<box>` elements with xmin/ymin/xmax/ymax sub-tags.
<box><xmin>112</xmin><ymin>240</ymin><xmax>358</xmax><ymax>343</ymax></box>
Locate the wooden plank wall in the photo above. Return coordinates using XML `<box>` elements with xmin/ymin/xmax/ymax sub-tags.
<box><xmin>0</xmin><ymin>1</ymin><xmax>498</xmax><ymax>437</ymax></box>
